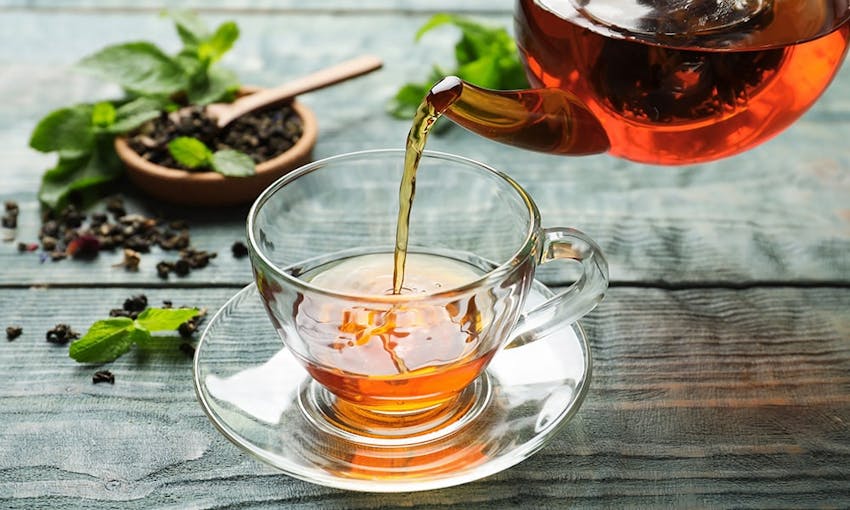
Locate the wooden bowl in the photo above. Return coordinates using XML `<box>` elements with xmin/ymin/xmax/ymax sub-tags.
<box><xmin>115</xmin><ymin>100</ymin><xmax>317</xmax><ymax>207</ymax></box>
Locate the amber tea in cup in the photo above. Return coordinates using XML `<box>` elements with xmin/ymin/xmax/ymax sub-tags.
<box><xmin>248</xmin><ymin>149</ymin><xmax>608</xmax><ymax>440</ymax></box>
<box><xmin>297</xmin><ymin>252</ymin><xmax>496</xmax><ymax>413</ymax></box>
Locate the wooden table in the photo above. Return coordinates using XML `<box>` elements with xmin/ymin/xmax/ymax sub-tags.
<box><xmin>2</xmin><ymin>2</ymin><xmax>849</xmax><ymax>508</ymax></box>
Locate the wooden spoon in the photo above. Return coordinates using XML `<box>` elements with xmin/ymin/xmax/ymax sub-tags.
<box><xmin>205</xmin><ymin>54</ymin><xmax>383</xmax><ymax>128</ymax></box>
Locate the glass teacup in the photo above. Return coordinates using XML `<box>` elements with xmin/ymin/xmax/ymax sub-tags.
<box><xmin>247</xmin><ymin>149</ymin><xmax>608</xmax><ymax>440</ymax></box>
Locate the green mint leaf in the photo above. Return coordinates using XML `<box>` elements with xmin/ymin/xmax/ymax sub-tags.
<box><xmin>387</xmin><ymin>66</ymin><xmax>448</xmax><ymax>120</ymax></box>
<box><xmin>415</xmin><ymin>14</ymin><xmax>507</xmax><ymax>61</ymax></box>
<box><xmin>136</xmin><ymin>308</ymin><xmax>200</xmax><ymax>331</ymax></box>
<box><xmin>127</xmin><ymin>327</ymin><xmax>153</xmax><ymax>348</ymax></box>
<box><xmin>454</xmin><ymin>26</ymin><xmax>497</xmax><ymax>64</ymax></box>
<box><xmin>134</xmin><ymin>334</ymin><xmax>186</xmax><ymax>350</ymax></box>
<box><xmin>75</xmin><ymin>42</ymin><xmax>187</xmax><ymax>96</ymax></box>
<box><xmin>457</xmin><ymin>55</ymin><xmax>502</xmax><ymax>89</ymax></box>
<box><xmin>39</xmin><ymin>137</ymin><xmax>123</xmax><ymax>209</ymax></box>
<box><xmin>91</xmin><ymin>102</ymin><xmax>117</xmax><ymax>128</ymax></box>
<box><xmin>41</xmin><ymin>154</ymin><xmax>88</xmax><ymax>181</ymax></box>
<box><xmin>390</xmin><ymin>15</ymin><xmax>528</xmax><ymax>122</ymax></box>
<box><xmin>175</xmin><ymin>50</ymin><xmax>205</xmax><ymax>77</ymax></box>
<box><xmin>198</xmin><ymin>21</ymin><xmax>239</xmax><ymax>64</ymax></box>
<box><xmin>29</xmin><ymin>105</ymin><xmax>95</xmax><ymax>157</ymax></box>
<box><xmin>68</xmin><ymin>308</ymin><xmax>200</xmax><ymax>363</ymax></box>
<box><xmin>168</xmin><ymin>137</ymin><xmax>212</xmax><ymax>169</ymax></box>
<box><xmin>387</xmin><ymin>83</ymin><xmax>430</xmax><ymax>119</ymax></box>
<box><xmin>187</xmin><ymin>65</ymin><xmax>239</xmax><ymax>105</ymax></box>
<box><xmin>106</xmin><ymin>97</ymin><xmax>166</xmax><ymax>134</ymax></box>
<box><xmin>69</xmin><ymin>317</ymin><xmax>138</xmax><ymax>363</ymax></box>
<box><xmin>211</xmin><ymin>150</ymin><xmax>255</xmax><ymax>177</ymax></box>
<box><xmin>495</xmin><ymin>56</ymin><xmax>529</xmax><ymax>90</ymax></box>
<box><xmin>166</xmin><ymin>10</ymin><xmax>210</xmax><ymax>48</ymax></box>
<box><xmin>414</xmin><ymin>13</ymin><xmax>457</xmax><ymax>41</ymax></box>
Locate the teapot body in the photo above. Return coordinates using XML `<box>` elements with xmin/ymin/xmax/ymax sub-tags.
<box><xmin>513</xmin><ymin>0</ymin><xmax>850</xmax><ymax>164</ymax></box>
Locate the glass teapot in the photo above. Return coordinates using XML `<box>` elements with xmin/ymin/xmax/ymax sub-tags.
<box><xmin>432</xmin><ymin>0</ymin><xmax>850</xmax><ymax>165</ymax></box>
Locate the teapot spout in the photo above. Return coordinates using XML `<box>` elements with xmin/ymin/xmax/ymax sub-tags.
<box><xmin>432</xmin><ymin>77</ymin><xmax>610</xmax><ymax>156</ymax></box>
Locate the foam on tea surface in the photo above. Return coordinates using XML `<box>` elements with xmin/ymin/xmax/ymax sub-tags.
<box><xmin>309</xmin><ymin>252</ymin><xmax>482</xmax><ymax>296</ymax></box>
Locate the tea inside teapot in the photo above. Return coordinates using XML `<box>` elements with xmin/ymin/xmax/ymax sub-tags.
<box><xmin>432</xmin><ymin>0</ymin><xmax>850</xmax><ymax>164</ymax></box>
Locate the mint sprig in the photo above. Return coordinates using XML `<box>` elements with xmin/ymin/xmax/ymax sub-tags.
<box><xmin>69</xmin><ymin>307</ymin><xmax>200</xmax><ymax>363</ymax></box>
<box><xmin>168</xmin><ymin>136</ymin><xmax>255</xmax><ymax>177</ymax></box>
<box><xmin>30</xmin><ymin>98</ymin><xmax>164</xmax><ymax>209</ymax></box>
<box><xmin>388</xmin><ymin>14</ymin><xmax>529</xmax><ymax>120</ymax></box>
<box><xmin>75</xmin><ymin>42</ymin><xmax>189</xmax><ymax>97</ymax></box>
<box><xmin>73</xmin><ymin>12</ymin><xmax>240</xmax><ymax>104</ymax></box>
<box><xmin>30</xmin><ymin>11</ymin><xmax>242</xmax><ymax>210</ymax></box>
<box><xmin>136</xmin><ymin>307</ymin><xmax>201</xmax><ymax>330</ymax></box>
<box><xmin>29</xmin><ymin>105</ymin><xmax>96</xmax><ymax>158</ymax></box>
<box><xmin>37</xmin><ymin>137</ymin><xmax>126</xmax><ymax>209</ymax></box>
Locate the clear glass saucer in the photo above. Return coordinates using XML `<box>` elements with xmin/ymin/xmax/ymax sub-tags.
<box><xmin>193</xmin><ymin>281</ymin><xmax>592</xmax><ymax>492</ymax></box>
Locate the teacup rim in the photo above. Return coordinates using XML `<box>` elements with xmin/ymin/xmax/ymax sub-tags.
<box><xmin>246</xmin><ymin>148</ymin><xmax>541</xmax><ymax>303</ymax></box>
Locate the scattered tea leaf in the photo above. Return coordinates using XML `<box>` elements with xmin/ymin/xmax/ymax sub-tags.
<box><xmin>92</xmin><ymin>370</ymin><xmax>115</xmax><ymax>384</ymax></box>
<box><xmin>211</xmin><ymin>149</ymin><xmax>255</xmax><ymax>177</ymax></box>
<box><xmin>46</xmin><ymin>324</ymin><xmax>80</xmax><ymax>345</ymax></box>
<box><xmin>124</xmin><ymin>294</ymin><xmax>149</xmax><ymax>313</ymax></box>
<box><xmin>231</xmin><ymin>241</ymin><xmax>249</xmax><ymax>258</ymax></box>
<box><xmin>6</xmin><ymin>326</ymin><xmax>23</xmax><ymax>341</ymax></box>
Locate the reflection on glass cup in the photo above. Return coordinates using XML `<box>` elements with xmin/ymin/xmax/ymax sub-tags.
<box><xmin>247</xmin><ymin>149</ymin><xmax>608</xmax><ymax>438</ymax></box>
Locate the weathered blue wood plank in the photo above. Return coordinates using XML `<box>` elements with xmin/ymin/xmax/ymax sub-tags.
<box><xmin>1</xmin><ymin>1</ymin><xmax>512</xmax><ymax>12</ymax></box>
<box><xmin>0</xmin><ymin>286</ymin><xmax>848</xmax><ymax>507</ymax></box>
<box><xmin>1</xmin><ymin>4</ymin><xmax>848</xmax><ymax>510</ymax></box>
<box><xmin>1</xmin><ymin>11</ymin><xmax>849</xmax><ymax>287</ymax></box>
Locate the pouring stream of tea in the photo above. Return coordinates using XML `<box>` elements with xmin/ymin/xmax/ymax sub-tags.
<box><xmin>391</xmin><ymin>76</ymin><xmax>609</xmax><ymax>293</ymax></box>
<box><xmin>392</xmin><ymin>78</ymin><xmax>462</xmax><ymax>294</ymax></box>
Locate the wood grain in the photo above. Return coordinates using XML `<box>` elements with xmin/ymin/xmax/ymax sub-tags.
<box><xmin>1</xmin><ymin>4</ymin><xmax>849</xmax><ymax>508</ymax></box>
<box><xmin>0</xmin><ymin>287</ymin><xmax>848</xmax><ymax>508</ymax></box>
<box><xmin>1</xmin><ymin>12</ymin><xmax>849</xmax><ymax>286</ymax></box>
<box><xmin>0</xmin><ymin>1</ymin><xmax>514</xmax><ymax>12</ymax></box>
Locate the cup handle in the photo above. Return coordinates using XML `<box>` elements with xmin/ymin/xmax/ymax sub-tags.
<box><xmin>505</xmin><ymin>227</ymin><xmax>609</xmax><ymax>349</ymax></box>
